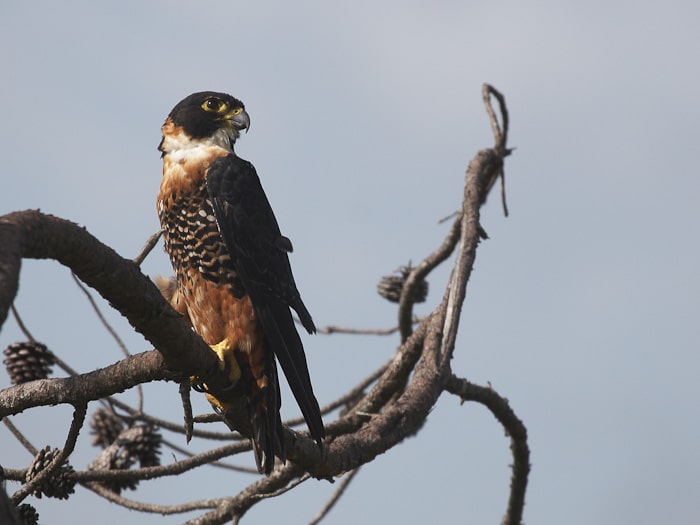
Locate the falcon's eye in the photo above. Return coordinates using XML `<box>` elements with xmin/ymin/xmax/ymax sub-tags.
<box><xmin>202</xmin><ymin>98</ymin><xmax>226</xmax><ymax>113</ymax></box>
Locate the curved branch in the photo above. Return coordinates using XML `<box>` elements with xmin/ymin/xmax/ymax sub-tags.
<box><xmin>186</xmin><ymin>462</ymin><xmax>304</xmax><ymax>525</ymax></box>
<box><xmin>438</xmin><ymin>144</ymin><xmax>504</xmax><ymax>368</ymax></box>
<box><xmin>84</xmin><ymin>481</ymin><xmax>224</xmax><ymax>515</ymax></box>
<box><xmin>444</xmin><ymin>375</ymin><xmax>529</xmax><ymax>525</ymax></box>
<box><xmin>0</xmin><ymin>211</ymin><xmax>232</xmax><ymax>394</ymax></box>
<box><xmin>482</xmin><ymin>83</ymin><xmax>509</xmax><ymax>151</ymax></box>
<box><xmin>0</xmin><ymin>86</ymin><xmax>525</xmax><ymax>524</ymax></box>
<box><xmin>481</xmin><ymin>84</ymin><xmax>513</xmax><ymax>215</ymax></box>
<box><xmin>398</xmin><ymin>216</ymin><xmax>461</xmax><ymax>341</ymax></box>
<box><xmin>289</xmin><ymin>312</ymin><xmax>447</xmax><ymax>479</ymax></box>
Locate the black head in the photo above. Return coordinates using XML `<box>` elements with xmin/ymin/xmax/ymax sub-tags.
<box><xmin>166</xmin><ymin>91</ymin><xmax>250</xmax><ymax>140</ymax></box>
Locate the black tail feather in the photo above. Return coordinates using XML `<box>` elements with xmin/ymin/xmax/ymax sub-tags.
<box><xmin>257</xmin><ymin>303</ymin><xmax>325</xmax><ymax>444</ymax></box>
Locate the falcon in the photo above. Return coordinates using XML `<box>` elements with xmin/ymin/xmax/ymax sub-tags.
<box><xmin>156</xmin><ymin>91</ymin><xmax>324</xmax><ymax>473</ymax></box>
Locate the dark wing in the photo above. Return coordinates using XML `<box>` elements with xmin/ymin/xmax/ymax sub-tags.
<box><xmin>206</xmin><ymin>154</ymin><xmax>324</xmax><ymax>443</ymax></box>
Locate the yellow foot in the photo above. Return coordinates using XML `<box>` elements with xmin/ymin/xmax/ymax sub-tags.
<box><xmin>192</xmin><ymin>339</ymin><xmax>243</xmax><ymax>414</ymax></box>
<box><xmin>210</xmin><ymin>339</ymin><xmax>242</xmax><ymax>384</ymax></box>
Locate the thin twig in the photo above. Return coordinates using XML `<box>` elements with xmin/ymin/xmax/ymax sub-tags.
<box><xmin>84</xmin><ymin>481</ymin><xmax>224</xmax><ymax>514</ymax></box>
<box><xmin>71</xmin><ymin>272</ymin><xmax>143</xmax><ymax>411</ymax></box>
<box><xmin>2</xmin><ymin>418</ymin><xmax>38</xmax><ymax>456</ymax></box>
<box><xmin>438</xmin><ymin>210</ymin><xmax>460</xmax><ymax>224</ymax></box>
<box><xmin>77</xmin><ymin>441</ymin><xmax>253</xmax><ymax>484</ymax></box>
<box><xmin>179</xmin><ymin>378</ymin><xmax>194</xmax><ymax>443</ymax></box>
<box><xmin>10</xmin><ymin>305</ymin><xmax>35</xmax><ymax>342</ymax></box>
<box><xmin>51</xmin><ymin>353</ymin><xmax>80</xmax><ymax>376</ymax></box>
<box><xmin>316</xmin><ymin>325</ymin><xmax>400</xmax><ymax>336</ymax></box>
<box><xmin>308</xmin><ymin>468</ymin><xmax>360</xmax><ymax>525</ymax></box>
<box><xmin>187</xmin><ymin>462</ymin><xmax>304</xmax><ymax>525</ymax></box>
<box><xmin>481</xmin><ymin>84</ymin><xmax>512</xmax><ymax>216</ymax></box>
<box><xmin>133</xmin><ymin>230</ymin><xmax>163</xmax><ymax>267</ymax></box>
<box><xmin>160</xmin><ymin>438</ymin><xmax>258</xmax><ymax>474</ymax></box>
<box><xmin>398</xmin><ymin>216</ymin><xmax>462</xmax><ymax>342</ymax></box>
<box><xmin>12</xmin><ymin>402</ymin><xmax>87</xmax><ymax>504</ymax></box>
<box><xmin>108</xmin><ymin>396</ymin><xmax>242</xmax><ymax>441</ymax></box>
<box><xmin>283</xmin><ymin>362</ymin><xmax>389</xmax><ymax>429</ymax></box>
<box><xmin>483</xmin><ymin>84</ymin><xmax>506</xmax><ymax>149</ymax></box>
<box><xmin>250</xmin><ymin>473</ymin><xmax>310</xmax><ymax>501</ymax></box>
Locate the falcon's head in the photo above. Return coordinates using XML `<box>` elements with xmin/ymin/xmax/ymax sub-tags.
<box><xmin>159</xmin><ymin>91</ymin><xmax>250</xmax><ymax>155</ymax></box>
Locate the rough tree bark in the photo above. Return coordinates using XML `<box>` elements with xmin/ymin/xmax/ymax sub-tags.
<box><xmin>0</xmin><ymin>85</ymin><xmax>528</xmax><ymax>525</ymax></box>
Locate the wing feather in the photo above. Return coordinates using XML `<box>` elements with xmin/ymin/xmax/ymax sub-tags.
<box><xmin>206</xmin><ymin>154</ymin><xmax>324</xmax><ymax>443</ymax></box>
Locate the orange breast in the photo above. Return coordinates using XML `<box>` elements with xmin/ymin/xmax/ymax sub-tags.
<box><xmin>158</xmin><ymin>144</ymin><xmax>270</xmax><ymax>396</ymax></box>
<box><xmin>183</xmin><ymin>269</ymin><xmax>256</xmax><ymax>346</ymax></box>
<box><xmin>183</xmin><ymin>269</ymin><xmax>268</xmax><ymax>390</ymax></box>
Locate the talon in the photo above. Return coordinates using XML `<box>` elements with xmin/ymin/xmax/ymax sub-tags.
<box><xmin>205</xmin><ymin>392</ymin><xmax>229</xmax><ymax>413</ymax></box>
<box><xmin>210</xmin><ymin>339</ymin><xmax>242</xmax><ymax>384</ymax></box>
<box><xmin>194</xmin><ymin>340</ymin><xmax>243</xmax><ymax>414</ymax></box>
<box><xmin>190</xmin><ymin>375</ymin><xmax>207</xmax><ymax>393</ymax></box>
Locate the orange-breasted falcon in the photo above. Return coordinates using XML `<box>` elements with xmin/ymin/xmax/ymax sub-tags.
<box><xmin>156</xmin><ymin>91</ymin><xmax>324</xmax><ymax>473</ymax></box>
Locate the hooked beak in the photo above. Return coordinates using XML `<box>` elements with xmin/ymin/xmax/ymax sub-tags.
<box><xmin>230</xmin><ymin>109</ymin><xmax>250</xmax><ymax>133</ymax></box>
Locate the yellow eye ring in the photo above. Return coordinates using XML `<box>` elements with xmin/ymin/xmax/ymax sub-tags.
<box><xmin>202</xmin><ymin>98</ymin><xmax>226</xmax><ymax>113</ymax></box>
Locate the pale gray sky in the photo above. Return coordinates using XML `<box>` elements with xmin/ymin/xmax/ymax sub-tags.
<box><xmin>1</xmin><ymin>1</ymin><xmax>698</xmax><ymax>524</ymax></box>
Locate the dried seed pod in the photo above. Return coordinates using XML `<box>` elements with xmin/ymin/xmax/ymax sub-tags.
<box><xmin>120</xmin><ymin>424</ymin><xmax>162</xmax><ymax>468</ymax></box>
<box><xmin>3</xmin><ymin>342</ymin><xmax>55</xmax><ymax>385</ymax></box>
<box><xmin>16</xmin><ymin>503</ymin><xmax>39</xmax><ymax>525</ymax></box>
<box><xmin>377</xmin><ymin>265</ymin><xmax>428</xmax><ymax>304</ymax></box>
<box><xmin>88</xmin><ymin>424</ymin><xmax>162</xmax><ymax>494</ymax></box>
<box><xmin>90</xmin><ymin>408</ymin><xmax>124</xmax><ymax>449</ymax></box>
<box><xmin>25</xmin><ymin>447</ymin><xmax>75</xmax><ymax>500</ymax></box>
<box><xmin>89</xmin><ymin>442</ymin><xmax>138</xmax><ymax>494</ymax></box>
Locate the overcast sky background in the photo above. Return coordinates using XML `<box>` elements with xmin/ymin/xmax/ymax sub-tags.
<box><xmin>1</xmin><ymin>1</ymin><xmax>698</xmax><ymax>524</ymax></box>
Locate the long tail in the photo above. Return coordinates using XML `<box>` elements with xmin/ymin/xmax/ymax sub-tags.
<box><xmin>249</xmin><ymin>358</ymin><xmax>285</xmax><ymax>474</ymax></box>
<box><xmin>256</xmin><ymin>302</ymin><xmax>325</xmax><ymax>445</ymax></box>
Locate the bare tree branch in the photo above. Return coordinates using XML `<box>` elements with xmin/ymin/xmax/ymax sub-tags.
<box><xmin>0</xmin><ymin>211</ymin><xmax>231</xmax><ymax>394</ymax></box>
<box><xmin>71</xmin><ymin>272</ymin><xmax>144</xmax><ymax>412</ymax></box>
<box><xmin>77</xmin><ymin>441</ymin><xmax>253</xmax><ymax>484</ymax></box>
<box><xmin>186</xmin><ymin>462</ymin><xmax>305</xmax><ymax>525</ymax></box>
<box><xmin>316</xmin><ymin>324</ymin><xmax>401</xmax><ymax>336</ymax></box>
<box><xmin>83</xmin><ymin>481</ymin><xmax>225</xmax><ymax>515</ymax></box>
<box><xmin>133</xmin><ymin>230</ymin><xmax>163</xmax><ymax>267</ymax></box>
<box><xmin>2</xmin><ymin>418</ymin><xmax>38</xmax><ymax>455</ymax></box>
<box><xmin>308</xmin><ymin>468</ymin><xmax>360</xmax><ymax>525</ymax></box>
<box><xmin>398</xmin><ymin>216</ymin><xmax>461</xmax><ymax>342</ymax></box>
<box><xmin>444</xmin><ymin>375</ymin><xmax>529</xmax><ymax>525</ymax></box>
<box><xmin>0</xmin><ymin>351</ymin><xmax>170</xmax><ymax>418</ymax></box>
<box><xmin>12</xmin><ymin>403</ymin><xmax>87</xmax><ymax>504</ymax></box>
<box><xmin>0</xmin><ymin>85</ymin><xmax>527</xmax><ymax>524</ymax></box>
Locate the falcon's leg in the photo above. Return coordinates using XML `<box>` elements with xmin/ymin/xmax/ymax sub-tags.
<box><xmin>191</xmin><ymin>339</ymin><xmax>243</xmax><ymax>412</ymax></box>
<box><xmin>209</xmin><ymin>339</ymin><xmax>242</xmax><ymax>384</ymax></box>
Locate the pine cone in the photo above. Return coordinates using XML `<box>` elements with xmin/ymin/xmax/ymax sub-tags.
<box><xmin>120</xmin><ymin>424</ymin><xmax>162</xmax><ymax>468</ymax></box>
<box><xmin>25</xmin><ymin>446</ymin><xmax>75</xmax><ymax>500</ymax></box>
<box><xmin>3</xmin><ymin>342</ymin><xmax>55</xmax><ymax>384</ymax></box>
<box><xmin>90</xmin><ymin>408</ymin><xmax>124</xmax><ymax>448</ymax></box>
<box><xmin>16</xmin><ymin>503</ymin><xmax>39</xmax><ymax>525</ymax></box>
<box><xmin>377</xmin><ymin>265</ymin><xmax>428</xmax><ymax>304</ymax></box>
<box><xmin>88</xmin><ymin>424</ymin><xmax>161</xmax><ymax>494</ymax></box>
<box><xmin>89</xmin><ymin>443</ymin><xmax>138</xmax><ymax>494</ymax></box>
